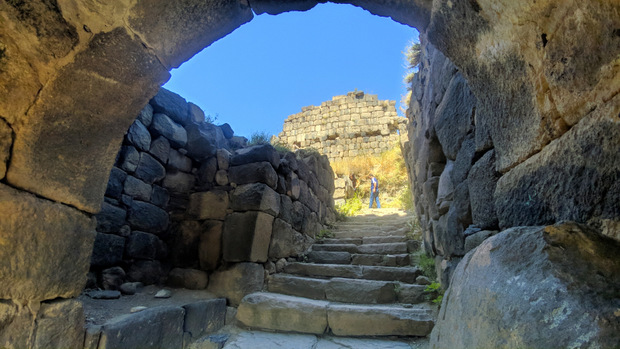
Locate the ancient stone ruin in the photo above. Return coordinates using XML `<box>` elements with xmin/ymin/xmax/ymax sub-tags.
<box><xmin>0</xmin><ymin>0</ymin><xmax>618</xmax><ymax>348</ymax></box>
<box><xmin>276</xmin><ymin>91</ymin><xmax>407</xmax><ymax>161</ymax></box>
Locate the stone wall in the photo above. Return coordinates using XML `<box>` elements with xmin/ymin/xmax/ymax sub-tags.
<box><xmin>90</xmin><ymin>88</ymin><xmax>336</xmax><ymax>293</ymax></box>
<box><xmin>405</xmin><ymin>33</ymin><xmax>620</xmax><ymax>348</ymax></box>
<box><xmin>276</xmin><ymin>91</ymin><xmax>407</xmax><ymax>162</ymax></box>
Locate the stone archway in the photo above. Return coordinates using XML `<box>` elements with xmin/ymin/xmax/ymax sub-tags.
<box><xmin>0</xmin><ymin>0</ymin><xmax>618</xmax><ymax>347</ymax></box>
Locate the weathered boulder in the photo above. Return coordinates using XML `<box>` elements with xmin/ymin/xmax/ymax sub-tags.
<box><xmin>434</xmin><ymin>74</ymin><xmax>476</xmax><ymax>160</ymax></box>
<box><xmin>207</xmin><ymin>263</ymin><xmax>264</xmax><ymax>306</ymax></box>
<box><xmin>33</xmin><ymin>300</ymin><xmax>85</xmax><ymax>349</ymax></box>
<box><xmin>99</xmin><ymin>306</ymin><xmax>184</xmax><ymax>349</ymax></box>
<box><xmin>188</xmin><ymin>190</ymin><xmax>229</xmax><ymax>220</ymax></box>
<box><xmin>96</xmin><ymin>202</ymin><xmax>127</xmax><ymax>233</ymax></box>
<box><xmin>231</xmin><ymin>144</ymin><xmax>280</xmax><ymax>168</ymax></box>
<box><xmin>0</xmin><ymin>184</ymin><xmax>95</xmax><ymax>301</ymax></box>
<box><xmin>137</xmin><ymin>103</ymin><xmax>154</xmax><ymax>127</ymax></box>
<box><xmin>149</xmin><ymin>136</ymin><xmax>171</xmax><ymax>164</ymax></box>
<box><xmin>150</xmin><ymin>113</ymin><xmax>187</xmax><ymax>148</ymax></box>
<box><xmin>230</xmin><ymin>183</ymin><xmax>280</xmax><ymax>216</ymax></box>
<box><xmin>126</xmin><ymin>260</ymin><xmax>163</xmax><ymax>285</ymax></box>
<box><xmin>430</xmin><ymin>223</ymin><xmax>620</xmax><ymax>348</ymax></box>
<box><xmin>268</xmin><ymin>219</ymin><xmax>313</xmax><ymax>259</ymax></box>
<box><xmin>199</xmin><ymin>220</ymin><xmax>223</xmax><ymax>271</ymax></box>
<box><xmin>168</xmin><ymin>221</ymin><xmax>201</xmax><ymax>267</ymax></box>
<box><xmin>150</xmin><ymin>88</ymin><xmax>190</xmax><ymax>126</ymax></box>
<box><xmin>101</xmin><ymin>267</ymin><xmax>126</xmax><ymax>290</ymax></box>
<box><xmin>168</xmin><ymin>148</ymin><xmax>193</xmax><ymax>172</ymax></box>
<box><xmin>223</xmin><ymin>211</ymin><xmax>274</xmax><ymax>263</ymax></box>
<box><xmin>494</xmin><ymin>105</ymin><xmax>620</xmax><ymax>231</ymax></box>
<box><xmin>182</xmin><ymin>299</ymin><xmax>227</xmax><ymax>340</ymax></box>
<box><xmin>216</xmin><ymin>148</ymin><xmax>231</xmax><ymax>170</ymax></box>
<box><xmin>167</xmin><ymin>268</ymin><xmax>208</xmax><ymax>290</ymax></box>
<box><xmin>91</xmin><ymin>233</ymin><xmax>125</xmax><ymax>267</ymax></box>
<box><xmin>0</xmin><ymin>119</ymin><xmax>12</xmax><ymax>180</ymax></box>
<box><xmin>185</xmin><ymin>123</ymin><xmax>223</xmax><ymax>161</ymax></box>
<box><xmin>188</xmin><ymin>102</ymin><xmax>205</xmax><ymax>124</ymax></box>
<box><xmin>118</xmin><ymin>145</ymin><xmax>140</xmax><ymax>173</ymax></box>
<box><xmin>163</xmin><ymin>170</ymin><xmax>195</xmax><ymax>194</ymax></box>
<box><xmin>134</xmin><ymin>153</ymin><xmax>166</xmax><ymax>184</ymax></box>
<box><xmin>468</xmin><ymin>150</ymin><xmax>499</xmax><ymax>230</ymax></box>
<box><xmin>127</xmin><ymin>200</ymin><xmax>169</xmax><ymax>234</ymax></box>
<box><xmin>105</xmin><ymin>167</ymin><xmax>127</xmax><ymax>200</ymax></box>
<box><xmin>123</xmin><ymin>175</ymin><xmax>152</xmax><ymax>202</ymax></box>
<box><xmin>150</xmin><ymin>185</ymin><xmax>169</xmax><ymax>208</ymax></box>
<box><xmin>229</xmin><ymin>161</ymin><xmax>278</xmax><ymax>189</ymax></box>
<box><xmin>125</xmin><ymin>231</ymin><xmax>161</xmax><ymax>260</ymax></box>
<box><xmin>127</xmin><ymin>120</ymin><xmax>151</xmax><ymax>152</ymax></box>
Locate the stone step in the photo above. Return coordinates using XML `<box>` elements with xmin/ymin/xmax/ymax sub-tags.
<box><xmin>319</xmin><ymin>237</ymin><xmax>363</xmax><ymax>245</ymax></box>
<box><xmin>237</xmin><ymin>292</ymin><xmax>434</xmax><ymax>337</ymax></box>
<box><xmin>306</xmin><ymin>251</ymin><xmax>351</xmax><ymax>264</ymax></box>
<box><xmin>351</xmin><ymin>253</ymin><xmax>411</xmax><ymax>267</ymax></box>
<box><xmin>334</xmin><ymin>226</ymin><xmax>410</xmax><ymax>239</ymax></box>
<box><xmin>284</xmin><ymin>263</ymin><xmax>421</xmax><ymax>283</ymax></box>
<box><xmin>267</xmin><ymin>274</ymin><xmax>427</xmax><ymax>304</ymax></box>
<box><xmin>363</xmin><ymin>236</ymin><xmax>407</xmax><ymax>244</ymax></box>
<box><xmin>312</xmin><ymin>242</ymin><xmax>409</xmax><ymax>255</ymax></box>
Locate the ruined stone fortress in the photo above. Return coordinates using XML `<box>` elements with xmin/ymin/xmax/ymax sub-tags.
<box><xmin>276</xmin><ymin>91</ymin><xmax>407</xmax><ymax>162</ymax></box>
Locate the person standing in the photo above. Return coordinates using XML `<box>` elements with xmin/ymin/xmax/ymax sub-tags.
<box><xmin>369</xmin><ymin>174</ymin><xmax>380</xmax><ymax>209</ymax></box>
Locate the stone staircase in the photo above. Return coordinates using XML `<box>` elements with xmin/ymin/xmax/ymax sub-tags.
<box><xmin>236</xmin><ymin>208</ymin><xmax>436</xmax><ymax>338</ymax></box>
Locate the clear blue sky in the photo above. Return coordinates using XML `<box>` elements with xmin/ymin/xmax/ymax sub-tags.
<box><xmin>163</xmin><ymin>3</ymin><xmax>418</xmax><ymax>139</ymax></box>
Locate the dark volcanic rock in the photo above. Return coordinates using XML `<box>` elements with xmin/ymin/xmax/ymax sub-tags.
<box><xmin>127</xmin><ymin>200</ymin><xmax>169</xmax><ymax>234</ymax></box>
<box><xmin>91</xmin><ymin>232</ymin><xmax>125</xmax><ymax>267</ymax></box>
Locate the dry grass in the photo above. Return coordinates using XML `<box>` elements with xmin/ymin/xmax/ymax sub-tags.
<box><xmin>331</xmin><ymin>143</ymin><xmax>411</xmax><ymax>210</ymax></box>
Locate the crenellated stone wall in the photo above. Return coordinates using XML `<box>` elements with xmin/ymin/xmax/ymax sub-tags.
<box><xmin>276</xmin><ymin>91</ymin><xmax>408</xmax><ymax>162</ymax></box>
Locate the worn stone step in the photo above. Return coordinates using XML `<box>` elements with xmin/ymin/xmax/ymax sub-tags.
<box><xmin>318</xmin><ymin>237</ymin><xmax>363</xmax><ymax>245</ymax></box>
<box><xmin>334</xmin><ymin>226</ymin><xmax>409</xmax><ymax>239</ymax></box>
<box><xmin>351</xmin><ymin>253</ymin><xmax>411</xmax><ymax>267</ymax></box>
<box><xmin>356</xmin><ymin>242</ymin><xmax>408</xmax><ymax>254</ymax></box>
<box><xmin>268</xmin><ymin>274</ymin><xmax>420</xmax><ymax>304</ymax></box>
<box><xmin>237</xmin><ymin>292</ymin><xmax>434</xmax><ymax>337</ymax></box>
<box><xmin>267</xmin><ymin>274</ymin><xmax>328</xmax><ymax>300</ymax></box>
<box><xmin>312</xmin><ymin>244</ymin><xmax>359</xmax><ymax>253</ymax></box>
<box><xmin>362</xmin><ymin>236</ymin><xmax>407</xmax><ymax>244</ymax></box>
<box><xmin>284</xmin><ymin>263</ymin><xmax>421</xmax><ymax>283</ymax></box>
<box><xmin>327</xmin><ymin>303</ymin><xmax>434</xmax><ymax>337</ymax></box>
<box><xmin>307</xmin><ymin>251</ymin><xmax>351</xmax><ymax>264</ymax></box>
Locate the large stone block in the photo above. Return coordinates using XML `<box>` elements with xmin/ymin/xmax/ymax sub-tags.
<box><xmin>150</xmin><ymin>113</ymin><xmax>187</xmax><ymax>148</ymax></box>
<box><xmin>149</xmin><ymin>136</ymin><xmax>170</xmax><ymax>164</ymax></box>
<box><xmin>163</xmin><ymin>170</ymin><xmax>195</xmax><ymax>194</ymax></box>
<box><xmin>105</xmin><ymin>167</ymin><xmax>127</xmax><ymax>200</ymax></box>
<box><xmin>167</xmin><ymin>268</ymin><xmax>208</xmax><ymax>290</ymax></box>
<box><xmin>494</xmin><ymin>105</ymin><xmax>620</xmax><ymax>230</ymax></box>
<box><xmin>168</xmin><ymin>221</ymin><xmax>201</xmax><ymax>267</ymax></box>
<box><xmin>451</xmin><ymin>133</ymin><xmax>476</xmax><ymax>187</ymax></box>
<box><xmin>207</xmin><ymin>263</ymin><xmax>264</xmax><ymax>306</ymax></box>
<box><xmin>231</xmin><ymin>144</ymin><xmax>280</xmax><ymax>168</ymax></box>
<box><xmin>99</xmin><ymin>306</ymin><xmax>184</xmax><ymax>349</ymax></box>
<box><xmin>223</xmin><ymin>211</ymin><xmax>274</xmax><ymax>263</ymax></box>
<box><xmin>118</xmin><ymin>145</ymin><xmax>140</xmax><ymax>173</ymax></box>
<box><xmin>0</xmin><ymin>120</ymin><xmax>12</xmax><ymax>179</ymax></box>
<box><xmin>127</xmin><ymin>260</ymin><xmax>163</xmax><ymax>285</ymax></box>
<box><xmin>137</xmin><ymin>103</ymin><xmax>153</xmax><ymax>127</ymax></box>
<box><xmin>185</xmin><ymin>123</ymin><xmax>227</xmax><ymax>161</ymax></box>
<box><xmin>127</xmin><ymin>119</ymin><xmax>151</xmax><ymax>152</ymax></box>
<box><xmin>468</xmin><ymin>150</ymin><xmax>500</xmax><ymax>230</ymax></box>
<box><xmin>127</xmin><ymin>200</ymin><xmax>169</xmax><ymax>234</ymax></box>
<box><xmin>91</xmin><ymin>233</ymin><xmax>125</xmax><ymax>267</ymax></box>
<box><xmin>268</xmin><ymin>218</ymin><xmax>313</xmax><ymax>259</ymax></box>
<box><xmin>217</xmin><ymin>148</ymin><xmax>231</xmax><ymax>170</ymax></box>
<box><xmin>125</xmin><ymin>231</ymin><xmax>161</xmax><ymax>260</ymax></box>
<box><xmin>0</xmin><ymin>300</ymin><xmax>36</xmax><ymax>347</ymax></box>
<box><xmin>188</xmin><ymin>190</ymin><xmax>229</xmax><ymax>220</ymax></box>
<box><xmin>434</xmin><ymin>74</ymin><xmax>476</xmax><ymax>160</ymax></box>
<box><xmin>123</xmin><ymin>175</ymin><xmax>152</xmax><ymax>202</ymax></box>
<box><xmin>183</xmin><ymin>299</ymin><xmax>227</xmax><ymax>340</ymax></box>
<box><xmin>168</xmin><ymin>148</ymin><xmax>193</xmax><ymax>172</ymax></box>
<box><xmin>5</xmin><ymin>28</ymin><xmax>169</xmax><ymax>213</ymax></box>
<box><xmin>230</xmin><ymin>183</ymin><xmax>280</xmax><ymax>216</ymax></box>
<box><xmin>430</xmin><ymin>223</ymin><xmax>620</xmax><ymax>348</ymax></box>
<box><xmin>149</xmin><ymin>88</ymin><xmax>190</xmax><ymax>126</ymax></box>
<box><xmin>237</xmin><ymin>293</ymin><xmax>328</xmax><ymax>334</ymax></box>
<box><xmin>134</xmin><ymin>152</ymin><xmax>166</xmax><ymax>184</ymax></box>
<box><xmin>0</xmin><ymin>183</ymin><xmax>96</xmax><ymax>301</ymax></box>
<box><xmin>229</xmin><ymin>161</ymin><xmax>278</xmax><ymax>189</ymax></box>
<box><xmin>325</xmin><ymin>278</ymin><xmax>397</xmax><ymax>304</ymax></box>
<box><xmin>33</xmin><ymin>299</ymin><xmax>85</xmax><ymax>349</ymax></box>
<box><xmin>96</xmin><ymin>202</ymin><xmax>127</xmax><ymax>233</ymax></box>
<box><xmin>199</xmin><ymin>220</ymin><xmax>223</xmax><ymax>271</ymax></box>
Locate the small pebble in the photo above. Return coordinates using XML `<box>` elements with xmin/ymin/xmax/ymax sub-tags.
<box><xmin>154</xmin><ymin>289</ymin><xmax>172</xmax><ymax>298</ymax></box>
<box><xmin>130</xmin><ymin>306</ymin><xmax>147</xmax><ymax>313</ymax></box>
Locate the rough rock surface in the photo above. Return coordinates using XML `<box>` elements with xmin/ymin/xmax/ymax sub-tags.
<box><xmin>207</xmin><ymin>263</ymin><xmax>264</xmax><ymax>306</ymax></box>
<box><xmin>430</xmin><ymin>223</ymin><xmax>620</xmax><ymax>348</ymax></box>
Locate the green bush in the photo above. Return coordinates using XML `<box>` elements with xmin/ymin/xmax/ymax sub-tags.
<box><xmin>417</xmin><ymin>251</ymin><xmax>436</xmax><ymax>280</ymax></box>
<box><xmin>398</xmin><ymin>184</ymin><xmax>414</xmax><ymax>212</ymax></box>
<box><xmin>336</xmin><ymin>191</ymin><xmax>364</xmax><ymax>217</ymax></box>
<box><xmin>424</xmin><ymin>281</ymin><xmax>444</xmax><ymax>305</ymax></box>
<box><xmin>248</xmin><ymin>131</ymin><xmax>270</xmax><ymax>146</ymax></box>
